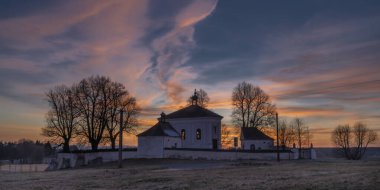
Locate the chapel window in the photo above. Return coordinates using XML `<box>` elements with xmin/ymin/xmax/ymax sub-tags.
<box><xmin>196</xmin><ymin>129</ymin><xmax>201</xmax><ymax>140</ymax></box>
<box><xmin>181</xmin><ymin>129</ymin><xmax>186</xmax><ymax>140</ymax></box>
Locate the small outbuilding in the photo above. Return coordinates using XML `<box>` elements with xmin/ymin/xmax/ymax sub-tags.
<box><xmin>240</xmin><ymin>127</ymin><xmax>274</xmax><ymax>151</ymax></box>
<box><xmin>137</xmin><ymin>113</ymin><xmax>181</xmax><ymax>158</ymax></box>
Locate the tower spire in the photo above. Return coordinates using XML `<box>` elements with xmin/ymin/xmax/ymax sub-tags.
<box><xmin>191</xmin><ymin>89</ymin><xmax>198</xmax><ymax>105</ymax></box>
<box><xmin>160</xmin><ymin>112</ymin><xmax>166</xmax><ymax>122</ymax></box>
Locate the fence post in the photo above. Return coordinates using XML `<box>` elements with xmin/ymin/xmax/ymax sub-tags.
<box><xmin>118</xmin><ymin>109</ymin><xmax>123</xmax><ymax>168</ymax></box>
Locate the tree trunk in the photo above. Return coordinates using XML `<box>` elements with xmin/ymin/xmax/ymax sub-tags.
<box><xmin>91</xmin><ymin>141</ymin><xmax>98</xmax><ymax>151</ymax></box>
<box><xmin>111</xmin><ymin>138</ymin><xmax>116</xmax><ymax>150</ymax></box>
<box><xmin>63</xmin><ymin>141</ymin><xmax>70</xmax><ymax>153</ymax></box>
<box><xmin>298</xmin><ymin>139</ymin><xmax>302</xmax><ymax>159</ymax></box>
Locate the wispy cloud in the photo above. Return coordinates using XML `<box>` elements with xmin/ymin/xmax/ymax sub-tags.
<box><xmin>142</xmin><ymin>0</ymin><xmax>217</xmax><ymax>104</ymax></box>
<box><xmin>0</xmin><ymin>0</ymin><xmax>379</xmax><ymax>147</ymax></box>
<box><xmin>0</xmin><ymin>0</ymin><xmax>219</xmax><ymax>142</ymax></box>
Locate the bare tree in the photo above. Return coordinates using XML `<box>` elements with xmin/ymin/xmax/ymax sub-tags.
<box><xmin>121</xmin><ymin>97</ymin><xmax>139</xmax><ymax>134</ymax></box>
<box><xmin>278</xmin><ymin>120</ymin><xmax>295</xmax><ymax>149</ymax></box>
<box><xmin>293</xmin><ymin>118</ymin><xmax>311</xmax><ymax>159</ymax></box>
<box><xmin>221</xmin><ymin>124</ymin><xmax>233</xmax><ymax>148</ymax></box>
<box><xmin>231</xmin><ymin>82</ymin><xmax>276</xmax><ymax>130</ymax></box>
<box><xmin>304</xmin><ymin>127</ymin><xmax>313</xmax><ymax>148</ymax></box>
<box><xmin>104</xmin><ymin>91</ymin><xmax>140</xmax><ymax>150</ymax></box>
<box><xmin>75</xmin><ymin>76</ymin><xmax>114</xmax><ymax>151</ymax></box>
<box><xmin>332</xmin><ymin>122</ymin><xmax>377</xmax><ymax>160</ymax></box>
<box><xmin>187</xmin><ymin>89</ymin><xmax>210</xmax><ymax>107</ymax></box>
<box><xmin>43</xmin><ymin>76</ymin><xmax>140</xmax><ymax>151</ymax></box>
<box><xmin>42</xmin><ymin>85</ymin><xmax>79</xmax><ymax>152</ymax></box>
<box><xmin>332</xmin><ymin>124</ymin><xmax>351</xmax><ymax>158</ymax></box>
<box><xmin>101</xmin><ymin>81</ymin><xmax>127</xmax><ymax>149</ymax></box>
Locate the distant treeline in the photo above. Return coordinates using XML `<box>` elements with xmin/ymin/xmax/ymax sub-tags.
<box><xmin>0</xmin><ymin>139</ymin><xmax>54</xmax><ymax>163</ymax></box>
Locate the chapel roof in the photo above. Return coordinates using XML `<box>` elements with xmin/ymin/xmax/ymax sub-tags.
<box><xmin>137</xmin><ymin>116</ymin><xmax>179</xmax><ymax>137</ymax></box>
<box><xmin>165</xmin><ymin>104</ymin><xmax>223</xmax><ymax>119</ymax></box>
<box><xmin>241</xmin><ymin>127</ymin><xmax>274</xmax><ymax>140</ymax></box>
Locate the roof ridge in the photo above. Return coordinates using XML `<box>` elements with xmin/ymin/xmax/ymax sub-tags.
<box><xmin>165</xmin><ymin>104</ymin><xmax>223</xmax><ymax>119</ymax></box>
<box><xmin>241</xmin><ymin>127</ymin><xmax>273</xmax><ymax>140</ymax></box>
<box><xmin>137</xmin><ymin>121</ymin><xmax>179</xmax><ymax>137</ymax></box>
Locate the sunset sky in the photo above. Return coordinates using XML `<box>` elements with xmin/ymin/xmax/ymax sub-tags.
<box><xmin>0</xmin><ymin>0</ymin><xmax>379</xmax><ymax>147</ymax></box>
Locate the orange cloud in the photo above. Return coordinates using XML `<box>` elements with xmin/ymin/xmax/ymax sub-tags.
<box><xmin>177</xmin><ymin>0</ymin><xmax>218</xmax><ymax>28</ymax></box>
<box><xmin>277</xmin><ymin>106</ymin><xmax>347</xmax><ymax>117</ymax></box>
<box><xmin>138</xmin><ymin>118</ymin><xmax>158</xmax><ymax>127</ymax></box>
<box><xmin>0</xmin><ymin>124</ymin><xmax>43</xmax><ymax>142</ymax></box>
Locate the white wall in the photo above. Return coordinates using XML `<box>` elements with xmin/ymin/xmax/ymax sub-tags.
<box><xmin>137</xmin><ymin>136</ymin><xmax>182</xmax><ymax>158</ymax></box>
<box><xmin>55</xmin><ymin>148</ymin><xmax>301</xmax><ymax>169</ymax></box>
<box><xmin>137</xmin><ymin>136</ymin><xmax>164</xmax><ymax>158</ymax></box>
<box><xmin>241</xmin><ymin>140</ymin><xmax>274</xmax><ymax>150</ymax></box>
<box><xmin>167</xmin><ymin>117</ymin><xmax>221</xmax><ymax>149</ymax></box>
<box><xmin>164</xmin><ymin>136</ymin><xmax>182</xmax><ymax>149</ymax></box>
<box><xmin>164</xmin><ymin>149</ymin><xmax>295</xmax><ymax>160</ymax></box>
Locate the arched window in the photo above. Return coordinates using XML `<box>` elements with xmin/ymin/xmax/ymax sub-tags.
<box><xmin>196</xmin><ymin>129</ymin><xmax>201</xmax><ymax>140</ymax></box>
<box><xmin>181</xmin><ymin>129</ymin><xmax>186</xmax><ymax>140</ymax></box>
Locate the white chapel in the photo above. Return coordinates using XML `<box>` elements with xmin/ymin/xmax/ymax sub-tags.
<box><xmin>137</xmin><ymin>91</ymin><xmax>223</xmax><ymax>157</ymax></box>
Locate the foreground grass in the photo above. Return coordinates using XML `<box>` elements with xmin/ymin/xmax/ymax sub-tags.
<box><xmin>1</xmin><ymin>159</ymin><xmax>379</xmax><ymax>190</ymax></box>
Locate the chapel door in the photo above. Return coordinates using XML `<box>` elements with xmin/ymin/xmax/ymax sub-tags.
<box><xmin>212</xmin><ymin>139</ymin><xmax>218</xmax><ymax>149</ymax></box>
<box><xmin>250</xmin><ymin>144</ymin><xmax>256</xmax><ymax>151</ymax></box>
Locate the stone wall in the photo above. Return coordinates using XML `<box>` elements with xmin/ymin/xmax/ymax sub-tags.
<box><xmin>57</xmin><ymin>150</ymin><xmax>137</xmax><ymax>169</ymax></box>
<box><xmin>164</xmin><ymin>149</ymin><xmax>297</xmax><ymax>160</ymax></box>
<box><xmin>55</xmin><ymin>148</ymin><xmax>317</xmax><ymax>169</ymax></box>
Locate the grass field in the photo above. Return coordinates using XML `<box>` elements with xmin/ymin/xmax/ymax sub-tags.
<box><xmin>1</xmin><ymin>159</ymin><xmax>379</xmax><ymax>190</ymax></box>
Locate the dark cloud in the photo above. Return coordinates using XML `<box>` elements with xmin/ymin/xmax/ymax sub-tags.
<box><xmin>187</xmin><ymin>0</ymin><xmax>380</xmax><ymax>85</ymax></box>
<box><xmin>140</xmin><ymin>0</ymin><xmax>218</xmax><ymax>104</ymax></box>
<box><xmin>0</xmin><ymin>0</ymin><xmax>60</xmax><ymax>19</ymax></box>
<box><xmin>140</xmin><ymin>0</ymin><xmax>192</xmax><ymax>45</ymax></box>
<box><xmin>186</xmin><ymin>1</ymin><xmax>322</xmax><ymax>81</ymax></box>
<box><xmin>0</xmin><ymin>44</ymin><xmax>54</xmax><ymax>60</ymax></box>
<box><xmin>147</xmin><ymin>0</ymin><xmax>192</xmax><ymax>19</ymax></box>
<box><xmin>0</xmin><ymin>68</ymin><xmax>56</xmax><ymax>106</ymax></box>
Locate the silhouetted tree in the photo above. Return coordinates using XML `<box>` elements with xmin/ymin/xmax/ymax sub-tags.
<box><xmin>187</xmin><ymin>89</ymin><xmax>210</xmax><ymax>107</ymax></box>
<box><xmin>42</xmin><ymin>85</ymin><xmax>79</xmax><ymax>152</ymax></box>
<box><xmin>44</xmin><ymin>142</ymin><xmax>55</xmax><ymax>156</ymax></box>
<box><xmin>42</xmin><ymin>75</ymin><xmax>140</xmax><ymax>151</ymax></box>
<box><xmin>221</xmin><ymin>124</ymin><xmax>234</xmax><ymax>148</ymax></box>
<box><xmin>278</xmin><ymin>120</ymin><xmax>295</xmax><ymax>149</ymax></box>
<box><xmin>332</xmin><ymin>122</ymin><xmax>377</xmax><ymax>160</ymax></box>
<box><xmin>75</xmin><ymin>76</ymin><xmax>114</xmax><ymax>151</ymax></box>
<box><xmin>231</xmin><ymin>82</ymin><xmax>276</xmax><ymax>130</ymax></box>
<box><xmin>0</xmin><ymin>140</ymin><xmax>46</xmax><ymax>163</ymax></box>
<box><xmin>0</xmin><ymin>141</ymin><xmax>4</xmax><ymax>159</ymax></box>
<box><xmin>103</xmin><ymin>82</ymin><xmax>140</xmax><ymax>149</ymax></box>
<box><xmin>292</xmin><ymin>118</ymin><xmax>312</xmax><ymax>159</ymax></box>
<box><xmin>101</xmin><ymin>81</ymin><xmax>127</xmax><ymax>149</ymax></box>
<box><xmin>304</xmin><ymin>126</ymin><xmax>313</xmax><ymax>148</ymax></box>
<box><xmin>120</xmin><ymin>97</ymin><xmax>139</xmax><ymax>136</ymax></box>
<box><xmin>0</xmin><ymin>142</ymin><xmax>17</xmax><ymax>160</ymax></box>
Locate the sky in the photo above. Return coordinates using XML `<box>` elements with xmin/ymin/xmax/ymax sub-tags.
<box><xmin>0</xmin><ymin>0</ymin><xmax>379</xmax><ymax>147</ymax></box>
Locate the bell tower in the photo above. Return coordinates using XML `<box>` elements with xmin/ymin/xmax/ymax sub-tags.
<box><xmin>191</xmin><ymin>89</ymin><xmax>198</xmax><ymax>105</ymax></box>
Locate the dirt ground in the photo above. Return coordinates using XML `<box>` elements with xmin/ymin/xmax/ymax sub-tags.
<box><xmin>1</xmin><ymin>159</ymin><xmax>379</xmax><ymax>190</ymax></box>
